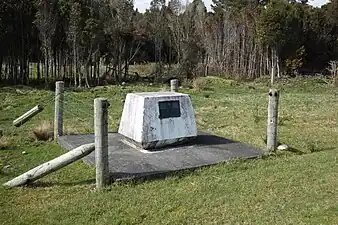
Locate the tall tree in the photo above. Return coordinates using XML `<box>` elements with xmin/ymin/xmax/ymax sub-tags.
<box><xmin>34</xmin><ymin>0</ymin><xmax>58</xmax><ymax>86</ymax></box>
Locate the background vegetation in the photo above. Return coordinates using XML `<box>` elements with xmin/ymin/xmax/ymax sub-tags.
<box><xmin>1</xmin><ymin>0</ymin><xmax>338</xmax><ymax>87</ymax></box>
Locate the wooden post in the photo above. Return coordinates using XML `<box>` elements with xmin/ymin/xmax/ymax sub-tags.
<box><xmin>267</xmin><ymin>89</ymin><xmax>279</xmax><ymax>152</ymax></box>
<box><xmin>3</xmin><ymin>143</ymin><xmax>95</xmax><ymax>187</ymax></box>
<box><xmin>13</xmin><ymin>105</ymin><xmax>44</xmax><ymax>127</ymax></box>
<box><xmin>94</xmin><ymin>98</ymin><xmax>109</xmax><ymax>188</ymax></box>
<box><xmin>54</xmin><ymin>81</ymin><xmax>64</xmax><ymax>141</ymax></box>
<box><xmin>170</xmin><ymin>79</ymin><xmax>178</xmax><ymax>92</ymax></box>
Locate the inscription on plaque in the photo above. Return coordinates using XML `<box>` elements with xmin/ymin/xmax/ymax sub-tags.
<box><xmin>158</xmin><ymin>100</ymin><xmax>181</xmax><ymax>119</ymax></box>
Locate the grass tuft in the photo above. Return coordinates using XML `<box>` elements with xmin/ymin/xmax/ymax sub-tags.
<box><xmin>0</xmin><ymin>136</ymin><xmax>12</xmax><ymax>150</ymax></box>
<box><xmin>32</xmin><ymin>120</ymin><xmax>54</xmax><ymax>141</ymax></box>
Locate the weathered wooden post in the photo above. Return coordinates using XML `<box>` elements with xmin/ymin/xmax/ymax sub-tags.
<box><xmin>170</xmin><ymin>79</ymin><xmax>179</xmax><ymax>92</ymax></box>
<box><xmin>94</xmin><ymin>98</ymin><xmax>109</xmax><ymax>188</ymax></box>
<box><xmin>267</xmin><ymin>89</ymin><xmax>279</xmax><ymax>152</ymax></box>
<box><xmin>54</xmin><ymin>81</ymin><xmax>64</xmax><ymax>141</ymax></box>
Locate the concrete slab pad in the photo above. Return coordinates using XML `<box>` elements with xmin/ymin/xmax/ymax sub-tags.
<box><xmin>58</xmin><ymin>132</ymin><xmax>265</xmax><ymax>181</ymax></box>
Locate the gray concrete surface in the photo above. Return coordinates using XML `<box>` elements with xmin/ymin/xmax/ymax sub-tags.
<box><xmin>58</xmin><ymin>132</ymin><xmax>265</xmax><ymax>181</ymax></box>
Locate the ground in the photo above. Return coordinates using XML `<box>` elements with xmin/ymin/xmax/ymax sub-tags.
<box><xmin>0</xmin><ymin>76</ymin><xmax>337</xmax><ymax>224</ymax></box>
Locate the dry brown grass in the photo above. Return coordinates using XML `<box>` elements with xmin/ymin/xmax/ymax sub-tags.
<box><xmin>32</xmin><ymin>120</ymin><xmax>54</xmax><ymax>141</ymax></box>
<box><xmin>0</xmin><ymin>136</ymin><xmax>12</xmax><ymax>150</ymax></box>
<box><xmin>32</xmin><ymin>120</ymin><xmax>91</xmax><ymax>140</ymax></box>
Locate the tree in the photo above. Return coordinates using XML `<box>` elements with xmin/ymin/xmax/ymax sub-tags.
<box><xmin>180</xmin><ymin>0</ymin><xmax>207</xmax><ymax>78</ymax></box>
<box><xmin>34</xmin><ymin>0</ymin><xmax>58</xmax><ymax>86</ymax></box>
<box><xmin>0</xmin><ymin>0</ymin><xmax>337</xmax><ymax>86</ymax></box>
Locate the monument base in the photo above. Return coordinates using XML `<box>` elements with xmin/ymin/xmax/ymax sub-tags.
<box><xmin>121</xmin><ymin>135</ymin><xmax>197</xmax><ymax>150</ymax></box>
<box><xmin>58</xmin><ymin>132</ymin><xmax>265</xmax><ymax>181</ymax></box>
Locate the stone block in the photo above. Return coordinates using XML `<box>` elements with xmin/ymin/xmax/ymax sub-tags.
<box><xmin>118</xmin><ymin>92</ymin><xmax>197</xmax><ymax>149</ymax></box>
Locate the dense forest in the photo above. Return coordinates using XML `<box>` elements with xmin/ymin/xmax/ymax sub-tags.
<box><xmin>0</xmin><ymin>0</ymin><xmax>337</xmax><ymax>87</ymax></box>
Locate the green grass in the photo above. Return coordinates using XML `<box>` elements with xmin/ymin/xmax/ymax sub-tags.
<box><xmin>0</xmin><ymin>77</ymin><xmax>337</xmax><ymax>224</ymax></box>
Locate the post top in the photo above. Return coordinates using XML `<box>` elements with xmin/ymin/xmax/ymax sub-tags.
<box><xmin>94</xmin><ymin>97</ymin><xmax>108</xmax><ymax>101</ymax></box>
<box><xmin>268</xmin><ymin>89</ymin><xmax>279</xmax><ymax>96</ymax></box>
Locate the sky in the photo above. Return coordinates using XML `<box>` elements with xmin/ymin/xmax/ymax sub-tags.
<box><xmin>134</xmin><ymin>0</ymin><xmax>329</xmax><ymax>13</ymax></box>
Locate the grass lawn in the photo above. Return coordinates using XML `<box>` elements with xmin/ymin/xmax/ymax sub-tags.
<box><xmin>0</xmin><ymin>77</ymin><xmax>337</xmax><ymax>224</ymax></box>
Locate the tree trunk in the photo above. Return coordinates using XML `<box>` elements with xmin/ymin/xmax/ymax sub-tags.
<box><xmin>204</xmin><ymin>54</ymin><xmax>209</xmax><ymax>77</ymax></box>
<box><xmin>37</xmin><ymin>61</ymin><xmax>41</xmax><ymax>84</ymax></box>
<box><xmin>259</xmin><ymin>50</ymin><xmax>263</xmax><ymax>78</ymax></box>
<box><xmin>20</xmin><ymin>11</ymin><xmax>25</xmax><ymax>85</ymax></box>
<box><xmin>93</xmin><ymin>59</ymin><xmax>97</xmax><ymax>84</ymax></box>
<box><xmin>0</xmin><ymin>56</ymin><xmax>3</xmax><ymax>82</ymax></box>
<box><xmin>4</xmin><ymin>60</ymin><xmax>8</xmax><ymax>80</ymax></box>
<box><xmin>124</xmin><ymin>56</ymin><xmax>128</xmax><ymax>82</ymax></box>
<box><xmin>69</xmin><ymin>58</ymin><xmax>73</xmax><ymax>86</ymax></box>
<box><xmin>276</xmin><ymin>51</ymin><xmax>280</xmax><ymax>78</ymax></box>
<box><xmin>63</xmin><ymin>57</ymin><xmax>66</xmax><ymax>80</ymax></box>
<box><xmin>271</xmin><ymin>47</ymin><xmax>276</xmax><ymax>85</ymax></box>
<box><xmin>44</xmin><ymin>45</ymin><xmax>49</xmax><ymax>87</ymax></box>
<box><xmin>90</xmin><ymin>61</ymin><xmax>93</xmax><ymax>81</ymax></box>
<box><xmin>57</xmin><ymin>51</ymin><xmax>61</xmax><ymax>80</ymax></box>
<box><xmin>241</xmin><ymin>27</ymin><xmax>246</xmax><ymax>77</ymax></box>
<box><xmin>97</xmin><ymin>59</ymin><xmax>100</xmax><ymax>85</ymax></box>
<box><xmin>41</xmin><ymin>59</ymin><xmax>44</xmax><ymax>80</ymax></box>
<box><xmin>85</xmin><ymin>64</ymin><xmax>90</xmax><ymax>88</ymax></box>
<box><xmin>78</xmin><ymin>62</ymin><xmax>82</xmax><ymax>87</ymax></box>
<box><xmin>73</xmin><ymin>40</ymin><xmax>77</xmax><ymax>87</ymax></box>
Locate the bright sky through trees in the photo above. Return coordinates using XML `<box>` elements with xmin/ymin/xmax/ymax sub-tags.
<box><xmin>134</xmin><ymin>0</ymin><xmax>329</xmax><ymax>12</ymax></box>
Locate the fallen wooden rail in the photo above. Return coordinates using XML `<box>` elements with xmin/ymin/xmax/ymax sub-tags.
<box><xmin>3</xmin><ymin>143</ymin><xmax>95</xmax><ymax>187</ymax></box>
<box><xmin>13</xmin><ymin>105</ymin><xmax>44</xmax><ymax>127</ymax></box>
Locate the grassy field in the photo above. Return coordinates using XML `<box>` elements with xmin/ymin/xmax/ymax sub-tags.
<box><xmin>0</xmin><ymin>76</ymin><xmax>337</xmax><ymax>224</ymax></box>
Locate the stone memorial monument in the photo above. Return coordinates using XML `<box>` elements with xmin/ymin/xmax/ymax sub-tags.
<box><xmin>118</xmin><ymin>92</ymin><xmax>197</xmax><ymax>149</ymax></box>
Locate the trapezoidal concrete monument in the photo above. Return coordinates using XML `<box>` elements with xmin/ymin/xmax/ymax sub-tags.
<box><xmin>118</xmin><ymin>92</ymin><xmax>197</xmax><ymax>150</ymax></box>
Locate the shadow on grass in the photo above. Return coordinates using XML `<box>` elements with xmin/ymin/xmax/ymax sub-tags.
<box><xmin>309</xmin><ymin>147</ymin><xmax>337</xmax><ymax>154</ymax></box>
<box><xmin>5</xmin><ymin>170</ymin><xmax>199</xmax><ymax>189</ymax></box>
<box><xmin>110</xmin><ymin>167</ymin><xmax>203</xmax><ymax>185</ymax></box>
<box><xmin>25</xmin><ymin>178</ymin><xmax>96</xmax><ymax>188</ymax></box>
<box><xmin>8</xmin><ymin>157</ymin><xmax>256</xmax><ymax>188</ymax></box>
<box><xmin>9</xmin><ymin>147</ymin><xmax>336</xmax><ymax>188</ymax></box>
<box><xmin>277</xmin><ymin>146</ymin><xmax>336</xmax><ymax>155</ymax></box>
<box><xmin>108</xmin><ymin>158</ymin><xmax>258</xmax><ymax>186</ymax></box>
<box><xmin>283</xmin><ymin>147</ymin><xmax>306</xmax><ymax>155</ymax></box>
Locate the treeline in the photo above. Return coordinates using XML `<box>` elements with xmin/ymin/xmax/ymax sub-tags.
<box><xmin>0</xmin><ymin>0</ymin><xmax>337</xmax><ymax>87</ymax></box>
